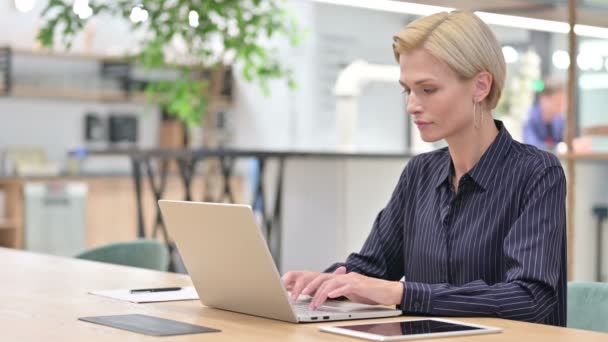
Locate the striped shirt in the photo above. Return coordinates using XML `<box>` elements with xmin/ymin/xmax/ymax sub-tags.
<box><xmin>328</xmin><ymin>120</ymin><xmax>567</xmax><ymax>327</ymax></box>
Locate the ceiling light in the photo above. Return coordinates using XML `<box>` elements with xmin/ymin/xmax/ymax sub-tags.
<box><xmin>574</xmin><ymin>25</ymin><xmax>608</xmax><ymax>40</ymax></box>
<box><xmin>552</xmin><ymin>50</ymin><xmax>570</xmax><ymax>70</ymax></box>
<box><xmin>14</xmin><ymin>0</ymin><xmax>35</xmax><ymax>13</ymax></box>
<box><xmin>311</xmin><ymin>0</ymin><xmax>608</xmax><ymax>39</ymax></box>
<box><xmin>576</xmin><ymin>53</ymin><xmax>603</xmax><ymax>72</ymax></box>
<box><xmin>311</xmin><ymin>0</ymin><xmax>452</xmax><ymax>16</ymax></box>
<box><xmin>189</xmin><ymin>10</ymin><xmax>199</xmax><ymax>28</ymax></box>
<box><xmin>577</xmin><ymin>53</ymin><xmax>591</xmax><ymax>71</ymax></box>
<box><xmin>475</xmin><ymin>12</ymin><xmax>569</xmax><ymax>34</ymax></box>
<box><xmin>502</xmin><ymin>46</ymin><xmax>519</xmax><ymax>64</ymax></box>
<box><xmin>130</xmin><ymin>6</ymin><xmax>148</xmax><ymax>23</ymax></box>
<box><xmin>73</xmin><ymin>0</ymin><xmax>92</xmax><ymax>20</ymax></box>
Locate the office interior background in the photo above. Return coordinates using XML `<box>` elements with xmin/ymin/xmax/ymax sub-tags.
<box><xmin>0</xmin><ymin>0</ymin><xmax>607</xmax><ymax>283</ymax></box>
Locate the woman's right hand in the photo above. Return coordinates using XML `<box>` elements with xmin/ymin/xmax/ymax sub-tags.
<box><xmin>281</xmin><ymin>266</ymin><xmax>347</xmax><ymax>301</ymax></box>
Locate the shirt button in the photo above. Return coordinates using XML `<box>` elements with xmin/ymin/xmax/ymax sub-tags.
<box><xmin>414</xmin><ymin>302</ymin><xmax>421</xmax><ymax>309</ymax></box>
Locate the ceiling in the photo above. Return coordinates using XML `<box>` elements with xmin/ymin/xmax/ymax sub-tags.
<box><xmin>402</xmin><ymin>0</ymin><xmax>608</xmax><ymax>27</ymax></box>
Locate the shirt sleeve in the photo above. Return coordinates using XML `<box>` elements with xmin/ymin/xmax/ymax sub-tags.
<box><xmin>400</xmin><ymin>164</ymin><xmax>566</xmax><ymax>324</ymax></box>
<box><xmin>325</xmin><ymin>158</ymin><xmax>415</xmax><ymax>281</ymax></box>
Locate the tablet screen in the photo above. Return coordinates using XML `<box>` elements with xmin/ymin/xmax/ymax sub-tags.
<box><xmin>334</xmin><ymin>319</ymin><xmax>483</xmax><ymax>337</ymax></box>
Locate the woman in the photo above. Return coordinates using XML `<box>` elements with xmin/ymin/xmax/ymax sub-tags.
<box><xmin>282</xmin><ymin>11</ymin><xmax>566</xmax><ymax>327</ymax></box>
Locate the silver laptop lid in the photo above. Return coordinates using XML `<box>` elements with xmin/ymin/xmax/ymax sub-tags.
<box><xmin>159</xmin><ymin>200</ymin><xmax>298</xmax><ymax>323</ymax></box>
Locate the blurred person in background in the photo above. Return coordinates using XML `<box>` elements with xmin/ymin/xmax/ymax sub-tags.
<box><xmin>523</xmin><ymin>79</ymin><xmax>567</xmax><ymax>149</ymax></box>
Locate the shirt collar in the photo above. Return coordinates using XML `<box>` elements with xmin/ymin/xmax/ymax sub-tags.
<box><xmin>434</xmin><ymin>120</ymin><xmax>513</xmax><ymax>191</ymax></box>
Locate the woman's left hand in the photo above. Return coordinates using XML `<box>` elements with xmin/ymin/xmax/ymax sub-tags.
<box><xmin>308</xmin><ymin>268</ymin><xmax>404</xmax><ymax>310</ymax></box>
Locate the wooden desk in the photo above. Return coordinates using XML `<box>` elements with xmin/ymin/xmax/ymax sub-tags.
<box><xmin>1</xmin><ymin>248</ymin><xmax>606</xmax><ymax>341</ymax></box>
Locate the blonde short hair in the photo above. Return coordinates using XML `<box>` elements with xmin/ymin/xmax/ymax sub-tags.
<box><xmin>393</xmin><ymin>11</ymin><xmax>506</xmax><ymax>110</ymax></box>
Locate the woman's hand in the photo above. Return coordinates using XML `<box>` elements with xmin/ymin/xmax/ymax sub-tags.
<box><xmin>282</xmin><ymin>266</ymin><xmax>404</xmax><ymax>309</ymax></box>
<box><xmin>308</xmin><ymin>269</ymin><xmax>404</xmax><ymax>309</ymax></box>
<box><xmin>281</xmin><ymin>267</ymin><xmax>347</xmax><ymax>301</ymax></box>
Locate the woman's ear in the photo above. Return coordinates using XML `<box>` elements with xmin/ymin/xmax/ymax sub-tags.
<box><xmin>473</xmin><ymin>71</ymin><xmax>493</xmax><ymax>104</ymax></box>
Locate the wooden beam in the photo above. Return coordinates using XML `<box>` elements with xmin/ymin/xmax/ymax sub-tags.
<box><xmin>566</xmin><ymin>0</ymin><xmax>577</xmax><ymax>281</ymax></box>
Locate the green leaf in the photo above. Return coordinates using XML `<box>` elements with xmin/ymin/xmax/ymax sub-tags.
<box><xmin>36</xmin><ymin>0</ymin><xmax>302</xmax><ymax>127</ymax></box>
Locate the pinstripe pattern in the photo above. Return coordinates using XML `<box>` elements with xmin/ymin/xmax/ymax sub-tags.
<box><xmin>328</xmin><ymin>120</ymin><xmax>566</xmax><ymax>326</ymax></box>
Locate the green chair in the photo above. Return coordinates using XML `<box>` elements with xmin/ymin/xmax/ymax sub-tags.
<box><xmin>567</xmin><ymin>282</ymin><xmax>608</xmax><ymax>333</ymax></box>
<box><xmin>75</xmin><ymin>239</ymin><xmax>170</xmax><ymax>272</ymax></box>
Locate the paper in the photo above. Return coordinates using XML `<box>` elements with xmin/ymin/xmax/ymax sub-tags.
<box><xmin>90</xmin><ymin>286</ymin><xmax>199</xmax><ymax>303</ymax></box>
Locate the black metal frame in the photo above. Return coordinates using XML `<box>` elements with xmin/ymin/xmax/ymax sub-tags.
<box><xmin>129</xmin><ymin>154</ymin><xmax>286</xmax><ymax>271</ymax></box>
<box><xmin>0</xmin><ymin>46</ymin><xmax>11</xmax><ymax>96</ymax></box>
<box><xmin>593</xmin><ymin>205</ymin><xmax>608</xmax><ymax>282</ymax></box>
<box><xmin>100</xmin><ymin>59</ymin><xmax>132</xmax><ymax>99</ymax></box>
<box><xmin>87</xmin><ymin>148</ymin><xmax>413</xmax><ymax>272</ymax></box>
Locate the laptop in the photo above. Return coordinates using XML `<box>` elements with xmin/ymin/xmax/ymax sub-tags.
<box><xmin>158</xmin><ymin>200</ymin><xmax>403</xmax><ymax>323</ymax></box>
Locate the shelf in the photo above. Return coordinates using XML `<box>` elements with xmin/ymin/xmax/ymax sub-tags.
<box><xmin>1</xmin><ymin>46</ymin><xmax>233</xmax><ymax>105</ymax></box>
<box><xmin>12</xmin><ymin>47</ymin><xmax>127</xmax><ymax>63</ymax></box>
<box><xmin>12</xmin><ymin>47</ymin><xmax>210</xmax><ymax>68</ymax></box>
<box><xmin>7</xmin><ymin>85</ymin><xmax>232</xmax><ymax>105</ymax></box>
<box><xmin>10</xmin><ymin>85</ymin><xmax>148</xmax><ymax>103</ymax></box>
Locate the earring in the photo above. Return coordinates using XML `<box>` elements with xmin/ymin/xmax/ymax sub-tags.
<box><xmin>479</xmin><ymin>100</ymin><xmax>484</xmax><ymax>127</ymax></box>
<box><xmin>473</xmin><ymin>100</ymin><xmax>479</xmax><ymax>129</ymax></box>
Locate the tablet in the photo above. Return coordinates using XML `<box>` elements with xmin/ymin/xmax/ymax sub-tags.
<box><xmin>320</xmin><ymin>318</ymin><xmax>502</xmax><ymax>341</ymax></box>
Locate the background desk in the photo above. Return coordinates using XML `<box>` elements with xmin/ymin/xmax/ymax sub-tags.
<box><xmin>1</xmin><ymin>247</ymin><xmax>606</xmax><ymax>341</ymax></box>
<box><xmin>83</xmin><ymin>148</ymin><xmax>415</xmax><ymax>273</ymax></box>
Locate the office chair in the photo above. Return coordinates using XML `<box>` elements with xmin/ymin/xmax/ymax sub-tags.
<box><xmin>567</xmin><ymin>282</ymin><xmax>608</xmax><ymax>333</ymax></box>
<box><xmin>75</xmin><ymin>239</ymin><xmax>170</xmax><ymax>272</ymax></box>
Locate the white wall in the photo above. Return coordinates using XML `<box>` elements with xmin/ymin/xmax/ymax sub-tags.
<box><xmin>230</xmin><ymin>1</ymin><xmax>315</xmax><ymax>150</ymax></box>
<box><xmin>311</xmin><ymin>3</ymin><xmax>408</xmax><ymax>151</ymax></box>
<box><xmin>231</xmin><ymin>1</ymin><xmax>409</xmax><ymax>152</ymax></box>
<box><xmin>281</xmin><ymin>158</ymin><xmax>406</xmax><ymax>272</ymax></box>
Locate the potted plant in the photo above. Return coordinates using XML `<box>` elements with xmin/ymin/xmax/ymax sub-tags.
<box><xmin>37</xmin><ymin>0</ymin><xmax>303</xmax><ymax>128</ymax></box>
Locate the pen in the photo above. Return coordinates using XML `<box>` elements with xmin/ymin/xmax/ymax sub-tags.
<box><xmin>130</xmin><ymin>287</ymin><xmax>182</xmax><ymax>293</ymax></box>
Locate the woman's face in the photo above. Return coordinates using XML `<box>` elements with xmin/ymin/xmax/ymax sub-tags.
<box><xmin>399</xmin><ymin>49</ymin><xmax>476</xmax><ymax>143</ymax></box>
